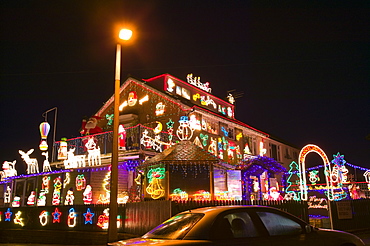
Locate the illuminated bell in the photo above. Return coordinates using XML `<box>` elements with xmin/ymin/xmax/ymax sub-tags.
<box><xmin>39</xmin><ymin>122</ymin><xmax>50</xmax><ymax>139</ymax></box>
<box><xmin>39</xmin><ymin>140</ymin><xmax>48</xmax><ymax>151</ymax></box>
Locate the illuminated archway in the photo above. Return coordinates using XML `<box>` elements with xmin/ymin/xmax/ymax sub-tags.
<box><xmin>298</xmin><ymin>144</ymin><xmax>334</xmax><ymax>201</ymax></box>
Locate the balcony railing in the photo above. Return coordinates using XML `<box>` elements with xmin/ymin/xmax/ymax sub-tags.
<box><xmin>51</xmin><ymin>124</ymin><xmax>180</xmax><ymax>163</ymax></box>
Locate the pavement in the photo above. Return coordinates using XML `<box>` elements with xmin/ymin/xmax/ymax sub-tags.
<box><xmin>1</xmin><ymin>230</ymin><xmax>369</xmax><ymax>246</ymax></box>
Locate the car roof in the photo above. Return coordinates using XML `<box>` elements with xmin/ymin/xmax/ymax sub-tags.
<box><xmin>180</xmin><ymin>205</ymin><xmax>279</xmax><ymax>214</ymax></box>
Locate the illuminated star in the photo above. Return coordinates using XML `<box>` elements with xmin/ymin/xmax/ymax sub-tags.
<box><xmin>83</xmin><ymin>208</ymin><xmax>95</xmax><ymax>224</ymax></box>
<box><xmin>52</xmin><ymin>207</ymin><xmax>62</xmax><ymax>223</ymax></box>
<box><xmin>5</xmin><ymin>208</ymin><xmax>12</xmax><ymax>221</ymax></box>
<box><xmin>166</xmin><ymin>119</ymin><xmax>174</xmax><ymax>129</ymax></box>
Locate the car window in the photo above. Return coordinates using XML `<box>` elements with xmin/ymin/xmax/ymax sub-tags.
<box><xmin>212</xmin><ymin>211</ymin><xmax>260</xmax><ymax>239</ymax></box>
<box><xmin>256</xmin><ymin>211</ymin><xmax>302</xmax><ymax>236</ymax></box>
<box><xmin>142</xmin><ymin>213</ymin><xmax>203</xmax><ymax>240</ymax></box>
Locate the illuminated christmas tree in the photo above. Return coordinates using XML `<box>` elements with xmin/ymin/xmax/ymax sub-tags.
<box><xmin>285</xmin><ymin>161</ymin><xmax>300</xmax><ymax>200</ymax></box>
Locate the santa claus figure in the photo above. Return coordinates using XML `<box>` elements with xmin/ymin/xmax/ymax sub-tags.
<box><xmin>267</xmin><ymin>187</ymin><xmax>283</xmax><ymax>201</ymax></box>
<box><xmin>80</xmin><ymin>116</ymin><xmax>103</xmax><ymax>135</ymax></box>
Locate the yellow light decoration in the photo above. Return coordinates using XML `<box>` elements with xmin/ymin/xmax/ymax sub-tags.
<box><xmin>153</xmin><ymin>121</ymin><xmax>163</xmax><ymax>135</ymax></box>
<box><xmin>14</xmin><ymin>211</ymin><xmax>24</xmax><ymax>227</ymax></box>
<box><xmin>236</xmin><ymin>132</ymin><xmax>243</xmax><ymax>141</ymax></box>
<box><xmin>146</xmin><ymin>177</ymin><xmax>165</xmax><ymax>199</ymax></box>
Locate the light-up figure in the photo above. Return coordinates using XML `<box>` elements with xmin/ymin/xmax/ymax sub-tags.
<box><xmin>146</xmin><ymin>167</ymin><xmax>165</xmax><ymax>199</ymax></box>
<box><xmin>57</xmin><ymin>137</ymin><xmax>68</xmax><ymax>160</ymax></box>
<box><xmin>39</xmin><ymin>211</ymin><xmax>49</xmax><ymax>226</ymax></box>
<box><xmin>83</xmin><ymin>185</ymin><xmax>93</xmax><ymax>204</ymax></box>
<box><xmin>52</xmin><ymin>176</ymin><xmax>62</xmax><ymax>206</ymax></box>
<box><xmin>309</xmin><ymin>170</ymin><xmax>320</xmax><ymax>185</ymax></box>
<box><xmin>27</xmin><ymin>191</ymin><xmax>36</xmax><ymax>205</ymax></box>
<box><xmin>118</xmin><ymin>125</ymin><xmax>126</xmax><ymax>150</ymax></box>
<box><xmin>4</xmin><ymin>186</ymin><xmax>11</xmax><ymax>204</ymax></box>
<box><xmin>12</xmin><ymin>196</ymin><xmax>20</xmax><ymax>207</ymax></box>
<box><xmin>76</xmin><ymin>174</ymin><xmax>86</xmax><ymax>191</ymax></box>
<box><xmin>37</xmin><ymin>191</ymin><xmax>46</xmax><ymax>206</ymax></box>
<box><xmin>5</xmin><ymin>208</ymin><xmax>12</xmax><ymax>221</ymax></box>
<box><xmin>170</xmin><ymin>188</ymin><xmax>188</xmax><ymax>202</ymax></box>
<box><xmin>97</xmin><ymin>208</ymin><xmax>110</xmax><ymax>229</ymax></box>
<box><xmin>19</xmin><ymin>149</ymin><xmax>39</xmax><ymax>174</ymax></box>
<box><xmin>176</xmin><ymin>116</ymin><xmax>193</xmax><ymax>141</ymax></box>
<box><xmin>42</xmin><ymin>176</ymin><xmax>50</xmax><ymax>193</ymax></box>
<box><xmin>63</xmin><ymin>172</ymin><xmax>70</xmax><ymax>188</ymax></box>
<box><xmin>64</xmin><ymin>189</ymin><xmax>74</xmax><ymax>205</ymax></box>
<box><xmin>14</xmin><ymin>211</ymin><xmax>24</xmax><ymax>227</ymax></box>
<box><xmin>0</xmin><ymin>160</ymin><xmax>17</xmax><ymax>181</ymax></box>
<box><xmin>267</xmin><ymin>187</ymin><xmax>283</xmax><ymax>201</ymax></box>
<box><xmin>67</xmin><ymin>208</ymin><xmax>77</xmax><ymax>228</ymax></box>
<box><xmin>364</xmin><ymin>170</ymin><xmax>370</xmax><ymax>190</ymax></box>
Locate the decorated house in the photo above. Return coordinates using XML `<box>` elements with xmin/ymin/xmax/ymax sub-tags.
<box><xmin>5</xmin><ymin>73</ymin><xmax>360</xmax><ymax>209</ymax></box>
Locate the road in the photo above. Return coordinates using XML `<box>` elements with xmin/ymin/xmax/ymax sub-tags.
<box><xmin>1</xmin><ymin>230</ymin><xmax>369</xmax><ymax>246</ymax></box>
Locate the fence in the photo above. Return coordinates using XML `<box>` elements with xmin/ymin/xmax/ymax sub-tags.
<box><xmin>0</xmin><ymin>199</ymin><xmax>308</xmax><ymax>236</ymax></box>
<box><xmin>330</xmin><ymin>198</ymin><xmax>370</xmax><ymax>231</ymax></box>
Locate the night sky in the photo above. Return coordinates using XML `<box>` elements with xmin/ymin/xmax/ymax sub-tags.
<box><xmin>1</xmin><ymin>1</ymin><xmax>369</xmax><ymax>174</ymax></box>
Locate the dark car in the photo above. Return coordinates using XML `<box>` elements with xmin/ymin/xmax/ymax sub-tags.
<box><xmin>108</xmin><ymin>205</ymin><xmax>365</xmax><ymax>246</ymax></box>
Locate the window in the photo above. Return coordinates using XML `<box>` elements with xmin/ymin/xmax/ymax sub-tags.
<box><xmin>143</xmin><ymin>213</ymin><xmax>203</xmax><ymax>240</ymax></box>
<box><xmin>212</xmin><ymin>211</ymin><xmax>260</xmax><ymax>239</ymax></box>
<box><xmin>256</xmin><ymin>212</ymin><xmax>302</xmax><ymax>236</ymax></box>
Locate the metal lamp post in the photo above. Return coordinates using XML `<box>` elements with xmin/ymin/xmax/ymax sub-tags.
<box><xmin>108</xmin><ymin>28</ymin><xmax>133</xmax><ymax>243</ymax></box>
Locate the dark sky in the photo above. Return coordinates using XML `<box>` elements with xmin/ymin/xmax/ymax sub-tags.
<box><xmin>1</xmin><ymin>1</ymin><xmax>369</xmax><ymax>173</ymax></box>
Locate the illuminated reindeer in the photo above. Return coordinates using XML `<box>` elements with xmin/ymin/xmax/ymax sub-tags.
<box><xmin>85</xmin><ymin>138</ymin><xmax>101</xmax><ymax>166</ymax></box>
<box><xmin>64</xmin><ymin>148</ymin><xmax>85</xmax><ymax>168</ymax></box>
<box><xmin>41</xmin><ymin>152</ymin><xmax>52</xmax><ymax>172</ymax></box>
<box><xmin>19</xmin><ymin>149</ymin><xmax>39</xmax><ymax>174</ymax></box>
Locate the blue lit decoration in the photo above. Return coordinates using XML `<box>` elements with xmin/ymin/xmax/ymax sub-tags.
<box><xmin>0</xmin><ymin>169</ymin><xmax>70</xmax><ymax>184</ymax></box>
<box><xmin>83</xmin><ymin>208</ymin><xmax>95</xmax><ymax>224</ymax></box>
<box><xmin>239</xmin><ymin>156</ymin><xmax>286</xmax><ymax>200</ymax></box>
<box><xmin>4</xmin><ymin>208</ymin><xmax>12</xmax><ymax>221</ymax></box>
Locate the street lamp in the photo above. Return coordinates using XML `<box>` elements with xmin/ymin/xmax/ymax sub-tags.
<box><xmin>108</xmin><ymin>28</ymin><xmax>132</xmax><ymax>243</ymax></box>
<box><xmin>40</xmin><ymin>107</ymin><xmax>58</xmax><ymax>160</ymax></box>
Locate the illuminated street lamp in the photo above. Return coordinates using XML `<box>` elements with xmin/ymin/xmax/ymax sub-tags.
<box><xmin>108</xmin><ymin>28</ymin><xmax>132</xmax><ymax>243</ymax></box>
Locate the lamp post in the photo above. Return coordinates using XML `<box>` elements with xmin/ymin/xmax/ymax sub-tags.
<box><xmin>108</xmin><ymin>28</ymin><xmax>132</xmax><ymax>243</ymax></box>
<box><xmin>41</xmin><ymin>107</ymin><xmax>57</xmax><ymax>160</ymax></box>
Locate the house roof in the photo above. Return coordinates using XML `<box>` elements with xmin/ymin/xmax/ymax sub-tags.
<box><xmin>141</xmin><ymin>140</ymin><xmax>234</xmax><ymax>169</ymax></box>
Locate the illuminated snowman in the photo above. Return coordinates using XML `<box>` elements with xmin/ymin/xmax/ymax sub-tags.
<box><xmin>176</xmin><ymin>116</ymin><xmax>194</xmax><ymax>141</ymax></box>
